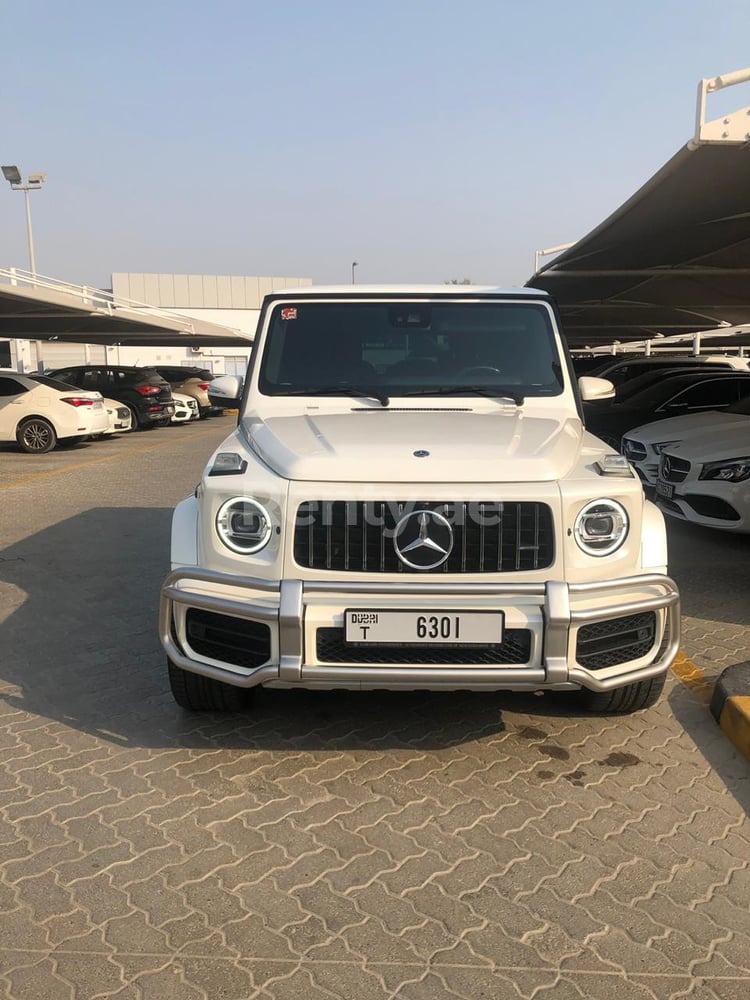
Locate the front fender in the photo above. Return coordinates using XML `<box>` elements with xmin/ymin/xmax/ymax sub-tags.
<box><xmin>640</xmin><ymin>498</ymin><xmax>668</xmax><ymax>572</ymax></box>
<box><xmin>171</xmin><ymin>496</ymin><xmax>199</xmax><ymax>568</ymax></box>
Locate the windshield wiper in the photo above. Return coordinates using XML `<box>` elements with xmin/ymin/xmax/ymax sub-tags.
<box><xmin>279</xmin><ymin>385</ymin><xmax>390</xmax><ymax>407</ymax></box>
<box><xmin>402</xmin><ymin>386</ymin><xmax>524</xmax><ymax>405</ymax></box>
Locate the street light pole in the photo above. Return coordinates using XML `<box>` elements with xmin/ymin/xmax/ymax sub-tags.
<box><xmin>351</xmin><ymin>260</ymin><xmax>358</xmax><ymax>285</ymax></box>
<box><xmin>2</xmin><ymin>165</ymin><xmax>47</xmax><ymax>275</ymax></box>
<box><xmin>23</xmin><ymin>188</ymin><xmax>37</xmax><ymax>274</ymax></box>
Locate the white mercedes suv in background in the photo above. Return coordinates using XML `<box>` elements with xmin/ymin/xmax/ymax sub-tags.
<box><xmin>159</xmin><ymin>287</ymin><xmax>679</xmax><ymax>715</ymax></box>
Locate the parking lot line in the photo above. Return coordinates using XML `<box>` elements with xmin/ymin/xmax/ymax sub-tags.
<box><xmin>0</xmin><ymin>425</ymin><xmax>223</xmax><ymax>492</ymax></box>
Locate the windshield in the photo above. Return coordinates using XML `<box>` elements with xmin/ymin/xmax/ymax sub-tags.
<box><xmin>258</xmin><ymin>301</ymin><xmax>563</xmax><ymax>398</ymax></box>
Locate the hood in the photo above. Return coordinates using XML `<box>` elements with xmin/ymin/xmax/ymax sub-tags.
<box><xmin>626</xmin><ymin>411</ymin><xmax>749</xmax><ymax>444</ymax></box>
<box><xmin>244</xmin><ymin>409</ymin><xmax>582</xmax><ymax>483</ymax></box>
<box><xmin>668</xmin><ymin>421</ymin><xmax>750</xmax><ymax>463</ymax></box>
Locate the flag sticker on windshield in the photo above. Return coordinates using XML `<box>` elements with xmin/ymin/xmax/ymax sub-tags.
<box><xmin>281</xmin><ymin>307</ymin><xmax>298</xmax><ymax>321</ymax></box>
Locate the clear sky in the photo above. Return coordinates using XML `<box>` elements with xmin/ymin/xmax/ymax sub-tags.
<box><xmin>2</xmin><ymin>0</ymin><xmax>750</xmax><ymax>291</ymax></box>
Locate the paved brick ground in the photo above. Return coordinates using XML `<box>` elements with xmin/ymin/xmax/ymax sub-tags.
<box><xmin>0</xmin><ymin>423</ymin><xmax>748</xmax><ymax>999</ymax></box>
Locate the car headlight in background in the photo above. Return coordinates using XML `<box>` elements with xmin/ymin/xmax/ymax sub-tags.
<box><xmin>574</xmin><ymin>499</ymin><xmax>629</xmax><ymax>556</ymax></box>
<box><xmin>699</xmin><ymin>457</ymin><xmax>750</xmax><ymax>483</ymax></box>
<box><xmin>216</xmin><ymin>497</ymin><xmax>273</xmax><ymax>554</ymax></box>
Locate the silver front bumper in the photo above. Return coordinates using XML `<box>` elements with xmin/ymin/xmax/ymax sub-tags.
<box><xmin>160</xmin><ymin>569</ymin><xmax>680</xmax><ymax>692</ymax></box>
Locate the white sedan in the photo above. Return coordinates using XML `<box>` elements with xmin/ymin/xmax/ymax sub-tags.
<box><xmin>655</xmin><ymin>423</ymin><xmax>750</xmax><ymax>532</ymax></box>
<box><xmin>170</xmin><ymin>391</ymin><xmax>200</xmax><ymax>424</ymax></box>
<box><xmin>622</xmin><ymin>394</ymin><xmax>750</xmax><ymax>485</ymax></box>
<box><xmin>93</xmin><ymin>398</ymin><xmax>133</xmax><ymax>436</ymax></box>
<box><xmin>0</xmin><ymin>370</ymin><xmax>108</xmax><ymax>453</ymax></box>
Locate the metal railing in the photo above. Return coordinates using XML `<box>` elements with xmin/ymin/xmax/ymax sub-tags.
<box><xmin>0</xmin><ymin>266</ymin><xmax>229</xmax><ymax>336</ymax></box>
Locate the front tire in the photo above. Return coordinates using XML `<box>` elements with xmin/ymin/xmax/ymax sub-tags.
<box><xmin>167</xmin><ymin>660</ymin><xmax>253</xmax><ymax>711</ymax></box>
<box><xmin>578</xmin><ymin>672</ymin><xmax>666</xmax><ymax>713</ymax></box>
<box><xmin>17</xmin><ymin>417</ymin><xmax>57</xmax><ymax>454</ymax></box>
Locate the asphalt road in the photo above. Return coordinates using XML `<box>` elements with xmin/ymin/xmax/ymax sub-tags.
<box><xmin>0</xmin><ymin>419</ymin><xmax>748</xmax><ymax>1000</ymax></box>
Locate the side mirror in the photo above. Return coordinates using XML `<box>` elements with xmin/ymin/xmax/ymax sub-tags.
<box><xmin>208</xmin><ymin>374</ymin><xmax>244</xmax><ymax>410</ymax></box>
<box><xmin>579</xmin><ymin>376</ymin><xmax>616</xmax><ymax>402</ymax></box>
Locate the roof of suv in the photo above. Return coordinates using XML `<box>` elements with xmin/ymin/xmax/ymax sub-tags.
<box><xmin>53</xmin><ymin>364</ymin><xmax>161</xmax><ymax>373</ymax></box>
<box><xmin>614</xmin><ymin>369</ymin><xmax>750</xmax><ymax>407</ymax></box>
<box><xmin>262</xmin><ymin>285</ymin><xmax>550</xmax><ymax>299</ymax></box>
<box><xmin>155</xmin><ymin>366</ymin><xmax>213</xmax><ymax>380</ymax></box>
<box><xmin>593</xmin><ymin>355</ymin><xmax>747</xmax><ymax>375</ymax></box>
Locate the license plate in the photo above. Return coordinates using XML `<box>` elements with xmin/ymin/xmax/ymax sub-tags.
<box><xmin>93</xmin><ymin>400</ymin><xmax>103</xmax><ymax>409</ymax></box>
<box><xmin>655</xmin><ymin>479</ymin><xmax>674</xmax><ymax>500</ymax></box>
<box><xmin>164</xmin><ymin>405</ymin><xmax>175</xmax><ymax>414</ymax></box>
<box><xmin>345</xmin><ymin>610</ymin><xmax>504</xmax><ymax>645</ymax></box>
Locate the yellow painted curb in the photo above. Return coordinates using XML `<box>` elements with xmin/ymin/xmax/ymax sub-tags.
<box><xmin>670</xmin><ymin>650</ymin><xmax>714</xmax><ymax>706</ymax></box>
<box><xmin>719</xmin><ymin>696</ymin><xmax>750</xmax><ymax>761</ymax></box>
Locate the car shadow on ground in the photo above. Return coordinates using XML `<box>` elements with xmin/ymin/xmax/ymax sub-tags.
<box><xmin>666</xmin><ymin>518</ymin><xmax>750</xmax><ymax>627</ymax></box>
<box><xmin>1</xmin><ymin>507</ymin><xmax>552</xmax><ymax>752</ymax></box>
<box><xmin>1</xmin><ymin>507</ymin><xmax>743</xmax><ymax>801</ymax></box>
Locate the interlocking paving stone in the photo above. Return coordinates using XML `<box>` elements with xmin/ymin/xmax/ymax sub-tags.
<box><xmin>0</xmin><ymin>423</ymin><xmax>749</xmax><ymax>998</ymax></box>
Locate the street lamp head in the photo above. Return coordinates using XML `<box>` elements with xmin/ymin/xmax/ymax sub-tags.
<box><xmin>2</xmin><ymin>165</ymin><xmax>22</xmax><ymax>185</ymax></box>
<box><xmin>27</xmin><ymin>173</ymin><xmax>47</xmax><ymax>187</ymax></box>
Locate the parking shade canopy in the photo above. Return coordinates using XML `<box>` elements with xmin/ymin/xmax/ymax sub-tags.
<box><xmin>527</xmin><ymin>139</ymin><xmax>750</xmax><ymax>349</ymax></box>
<box><xmin>0</xmin><ymin>273</ymin><xmax>253</xmax><ymax>348</ymax></box>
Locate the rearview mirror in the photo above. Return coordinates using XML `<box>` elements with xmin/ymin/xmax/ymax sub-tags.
<box><xmin>578</xmin><ymin>376</ymin><xmax>616</xmax><ymax>402</ymax></box>
<box><xmin>208</xmin><ymin>374</ymin><xmax>244</xmax><ymax>410</ymax></box>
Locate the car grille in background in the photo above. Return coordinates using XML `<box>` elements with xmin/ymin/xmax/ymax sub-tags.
<box><xmin>660</xmin><ymin>455</ymin><xmax>690</xmax><ymax>483</ymax></box>
<box><xmin>185</xmin><ymin>609</ymin><xmax>271</xmax><ymax>668</ymax></box>
<box><xmin>316</xmin><ymin>627</ymin><xmax>532</xmax><ymax>664</ymax></box>
<box><xmin>622</xmin><ymin>438</ymin><xmax>647</xmax><ymax>461</ymax></box>
<box><xmin>294</xmin><ymin>501</ymin><xmax>555</xmax><ymax>573</ymax></box>
<box><xmin>117</xmin><ymin>407</ymin><xmax>129</xmax><ymax>419</ymax></box>
<box><xmin>576</xmin><ymin>612</ymin><xmax>656</xmax><ymax>669</ymax></box>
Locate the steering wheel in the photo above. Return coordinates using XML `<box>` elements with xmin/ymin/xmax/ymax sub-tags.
<box><xmin>456</xmin><ymin>366</ymin><xmax>503</xmax><ymax>378</ymax></box>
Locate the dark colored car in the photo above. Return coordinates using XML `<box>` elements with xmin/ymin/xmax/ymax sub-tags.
<box><xmin>585</xmin><ymin>371</ymin><xmax>750</xmax><ymax>450</ymax></box>
<box><xmin>588</xmin><ymin>355</ymin><xmax>747</xmax><ymax>387</ymax></box>
<box><xmin>48</xmin><ymin>365</ymin><xmax>174</xmax><ymax>430</ymax></box>
<box><xmin>152</xmin><ymin>366</ymin><xmax>214</xmax><ymax>418</ymax></box>
<box><xmin>588</xmin><ymin>365</ymin><xmax>733</xmax><ymax>408</ymax></box>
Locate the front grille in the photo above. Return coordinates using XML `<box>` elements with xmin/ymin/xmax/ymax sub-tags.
<box><xmin>186</xmin><ymin>609</ymin><xmax>271</xmax><ymax>669</ymax></box>
<box><xmin>622</xmin><ymin>438</ymin><xmax>647</xmax><ymax>461</ymax></box>
<box><xmin>294</xmin><ymin>501</ymin><xmax>554</xmax><ymax>573</ymax></box>
<box><xmin>576</xmin><ymin>612</ymin><xmax>656</xmax><ymax>670</ymax></box>
<box><xmin>316</xmin><ymin>627</ymin><xmax>532</xmax><ymax>664</ymax></box>
<box><xmin>660</xmin><ymin>454</ymin><xmax>690</xmax><ymax>483</ymax></box>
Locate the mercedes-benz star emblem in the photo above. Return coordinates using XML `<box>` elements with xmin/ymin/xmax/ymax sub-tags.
<box><xmin>413</xmin><ymin>450</ymin><xmax>430</xmax><ymax>458</ymax></box>
<box><xmin>663</xmin><ymin>456</ymin><xmax>672</xmax><ymax>479</ymax></box>
<box><xmin>393</xmin><ymin>509</ymin><xmax>453</xmax><ymax>570</ymax></box>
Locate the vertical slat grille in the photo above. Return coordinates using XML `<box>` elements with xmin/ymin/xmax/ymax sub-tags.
<box><xmin>294</xmin><ymin>501</ymin><xmax>554</xmax><ymax>573</ymax></box>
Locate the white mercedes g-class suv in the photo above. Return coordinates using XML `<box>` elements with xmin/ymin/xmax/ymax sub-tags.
<box><xmin>160</xmin><ymin>287</ymin><xmax>679</xmax><ymax>713</ymax></box>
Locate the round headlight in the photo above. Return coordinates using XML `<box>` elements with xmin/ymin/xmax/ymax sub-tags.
<box><xmin>216</xmin><ymin>497</ymin><xmax>272</xmax><ymax>554</ymax></box>
<box><xmin>574</xmin><ymin>499</ymin><xmax>628</xmax><ymax>556</ymax></box>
